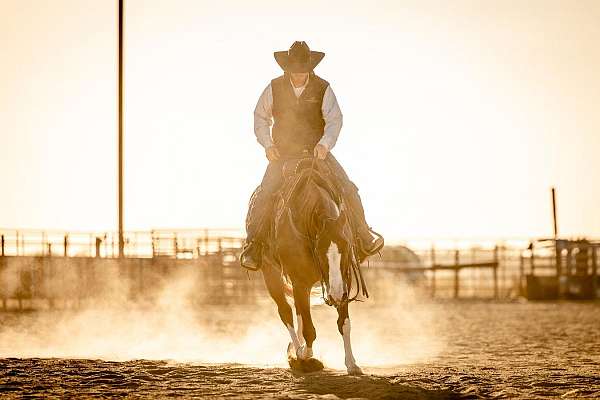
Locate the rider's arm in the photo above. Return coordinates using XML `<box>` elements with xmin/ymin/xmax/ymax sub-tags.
<box><xmin>317</xmin><ymin>85</ymin><xmax>343</xmax><ymax>151</ymax></box>
<box><xmin>254</xmin><ymin>84</ymin><xmax>275</xmax><ymax>149</ymax></box>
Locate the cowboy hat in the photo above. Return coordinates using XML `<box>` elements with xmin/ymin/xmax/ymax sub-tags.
<box><xmin>274</xmin><ymin>41</ymin><xmax>325</xmax><ymax>73</ymax></box>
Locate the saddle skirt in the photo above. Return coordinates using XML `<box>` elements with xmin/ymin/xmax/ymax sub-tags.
<box><xmin>244</xmin><ymin>155</ymin><xmax>345</xmax><ymax>238</ymax></box>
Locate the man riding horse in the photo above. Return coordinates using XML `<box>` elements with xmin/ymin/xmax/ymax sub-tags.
<box><xmin>240</xmin><ymin>41</ymin><xmax>384</xmax><ymax>270</ymax></box>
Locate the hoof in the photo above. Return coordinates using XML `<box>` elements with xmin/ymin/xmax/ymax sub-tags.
<box><xmin>287</xmin><ymin>342</ymin><xmax>297</xmax><ymax>359</ymax></box>
<box><xmin>288</xmin><ymin>356</ymin><xmax>324</xmax><ymax>373</ymax></box>
<box><xmin>296</xmin><ymin>344</ymin><xmax>313</xmax><ymax>360</ymax></box>
<box><xmin>347</xmin><ymin>365</ymin><xmax>363</xmax><ymax>376</ymax></box>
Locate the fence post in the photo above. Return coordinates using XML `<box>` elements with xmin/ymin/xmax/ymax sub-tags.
<box><xmin>519</xmin><ymin>252</ymin><xmax>524</xmax><ymax>296</ymax></box>
<box><xmin>454</xmin><ymin>250</ymin><xmax>460</xmax><ymax>299</ymax></box>
<box><xmin>555</xmin><ymin>241</ymin><xmax>562</xmax><ymax>277</ymax></box>
<box><xmin>95</xmin><ymin>237</ymin><xmax>102</xmax><ymax>258</ymax></box>
<box><xmin>430</xmin><ymin>245</ymin><xmax>436</xmax><ymax>298</ymax></box>
<box><xmin>531</xmin><ymin>244</ymin><xmax>535</xmax><ymax>276</ymax></box>
<box><xmin>0</xmin><ymin>247</ymin><xmax>5</xmax><ymax>309</ymax></box>
<box><xmin>592</xmin><ymin>246</ymin><xmax>598</xmax><ymax>299</ymax></box>
<box><xmin>174</xmin><ymin>233</ymin><xmax>178</xmax><ymax>258</ymax></box>
<box><xmin>493</xmin><ymin>245</ymin><xmax>499</xmax><ymax>299</ymax></box>
<box><xmin>565</xmin><ymin>247</ymin><xmax>572</xmax><ymax>277</ymax></box>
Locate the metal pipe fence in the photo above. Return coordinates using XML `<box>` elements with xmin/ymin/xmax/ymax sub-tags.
<box><xmin>1</xmin><ymin>229</ymin><xmax>598</xmax><ymax>306</ymax></box>
<box><xmin>0</xmin><ymin>228</ymin><xmax>244</xmax><ymax>259</ymax></box>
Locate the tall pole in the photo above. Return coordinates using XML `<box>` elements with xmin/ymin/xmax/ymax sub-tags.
<box><xmin>551</xmin><ymin>187</ymin><xmax>558</xmax><ymax>239</ymax></box>
<box><xmin>118</xmin><ymin>0</ymin><xmax>124</xmax><ymax>258</ymax></box>
<box><xmin>551</xmin><ymin>187</ymin><xmax>561</xmax><ymax>277</ymax></box>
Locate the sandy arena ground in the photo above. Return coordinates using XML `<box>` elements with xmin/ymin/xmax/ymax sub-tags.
<box><xmin>0</xmin><ymin>301</ymin><xmax>599</xmax><ymax>399</ymax></box>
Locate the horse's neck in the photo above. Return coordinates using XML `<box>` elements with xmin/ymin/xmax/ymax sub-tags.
<box><xmin>292</xmin><ymin>180</ymin><xmax>339</xmax><ymax>238</ymax></box>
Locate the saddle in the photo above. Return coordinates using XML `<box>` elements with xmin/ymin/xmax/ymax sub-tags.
<box><xmin>244</xmin><ymin>156</ymin><xmax>345</xmax><ymax>254</ymax></box>
<box><xmin>244</xmin><ymin>155</ymin><xmax>347</xmax><ymax>245</ymax></box>
<box><xmin>279</xmin><ymin>157</ymin><xmax>343</xmax><ymax>207</ymax></box>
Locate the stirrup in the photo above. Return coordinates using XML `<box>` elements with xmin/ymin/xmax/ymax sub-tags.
<box><xmin>357</xmin><ymin>227</ymin><xmax>384</xmax><ymax>256</ymax></box>
<box><xmin>240</xmin><ymin>241</ymin><xmax>261</xmax><ymax>271</ymax></box>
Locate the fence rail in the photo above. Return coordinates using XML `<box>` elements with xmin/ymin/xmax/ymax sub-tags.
<box><xmin>1</xmin><ymin>229</ymin><xmax>599</xmax><ymax>306</ymax></box>
<box><xmin>0</xmin><ymin>229</ymin><xmax>244</xmax><ymax>259</ymax></box>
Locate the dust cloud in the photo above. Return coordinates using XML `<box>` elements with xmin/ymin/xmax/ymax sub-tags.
<box><xmin>0</xmin><ymin>265</ymin><xmax>444</xmax><ymax>370</ymax></box>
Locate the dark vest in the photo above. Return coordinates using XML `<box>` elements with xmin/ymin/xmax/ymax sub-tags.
<box><xmin>271</xmin><ymin>73</ymin><xmax>329</xmax><ymax>156</ymax></box>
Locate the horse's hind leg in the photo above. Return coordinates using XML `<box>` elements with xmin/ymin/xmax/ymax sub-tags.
<box><xmin>293</xmin><ymin>285</ymin><xmax>316</xmax><ymax>360</ymax></box>
<box><xmin>337</xmin><ymin>302</ymin><xmax>362</xmax><ymax>375</ymax></box>
<box><xmin>261</xmin><ymin>265</ymin><xmax>301</xmax><ymax>354</ymax></box>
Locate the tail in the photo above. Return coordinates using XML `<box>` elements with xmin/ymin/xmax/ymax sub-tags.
<box><xmin>282</xmin><ymin>276</ymin><xmax>325</xmax><ymax>307</ymax></box>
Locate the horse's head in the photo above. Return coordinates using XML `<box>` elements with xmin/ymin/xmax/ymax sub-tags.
<box><xmin>274</xmin><ymin>158</ymin><xmax>366</xmax><ymax>307</ymax></box>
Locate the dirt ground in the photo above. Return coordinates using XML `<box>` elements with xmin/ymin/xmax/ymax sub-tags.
<box><xmin>0</xmin><ymin>301</ymin><xmax>599</xmax><ymax>399</ymax></box>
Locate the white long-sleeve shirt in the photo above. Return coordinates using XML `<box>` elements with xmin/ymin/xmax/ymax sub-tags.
<box><xmin>253</xmin><ymin>75</ymin><xmax>343</xmax><ymax>151</ymax></box>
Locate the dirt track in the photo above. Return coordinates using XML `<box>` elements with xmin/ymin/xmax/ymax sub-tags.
<box><xmin>0</xmin><ymin>359</ymin><xmax>459</xmax><ymax>399</ymax></box>
<box><xmin>1</xmin><ymin>301</ymin><xmax>599</xmax><ymax>399</ymax></box>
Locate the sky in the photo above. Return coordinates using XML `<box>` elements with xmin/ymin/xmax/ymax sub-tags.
<box><xmin>1</xmin><ymin>0</ymin><xmax>599</xmax><ymax>242</ymax></box>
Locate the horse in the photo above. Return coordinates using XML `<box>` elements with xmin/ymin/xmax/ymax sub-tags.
<box><xmin>255</xmin><ymin>156</ymin><xmax>368</xmax><ymax>375</ymax></box>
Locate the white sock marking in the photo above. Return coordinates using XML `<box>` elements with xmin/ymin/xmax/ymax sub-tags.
<box><xmin>286</xmin><ymin>323</ymin><xmax>301</xmax><ymax>353</ymax></box>
<box><xmin>342</xmin><ymin>317</ymin><xmax>357</xmax><ymax>369</ymax></box>
<box><xmin>296</xmin><ymin>314</ymin><xmax>305</xmax><ymax>346</ymax></box>
<box><xmin>327</xmin><ymin>242</ymin><xmax>344</xmax><ymax>302</ymax></box>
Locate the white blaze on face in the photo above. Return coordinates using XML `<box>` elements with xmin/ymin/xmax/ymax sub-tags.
<box><xmin>327</xmin><ymin>242</ymin><xmax>344</xmax><ymax>302</ymax></box>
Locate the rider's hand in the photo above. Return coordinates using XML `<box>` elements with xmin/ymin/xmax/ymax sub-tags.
<box><xmin>265</xmin><ymin>145</ymin><xmax>280</xmax><ymax>162</ymax></box>
<box><xmin>313</xmin><ymin>144</ymin><xmax>329</xmax><ymax>160</ymax></box>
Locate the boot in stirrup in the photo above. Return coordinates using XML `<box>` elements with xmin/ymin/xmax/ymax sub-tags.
<box><xmin>240</xmin><ymin>240</ymin><xmax>262</xmax><ymax>271</ymax></box>
<box><xmin>357</xmin><ymin>226</ymin><xmax>384</xmax><ymax>259</ymax></box>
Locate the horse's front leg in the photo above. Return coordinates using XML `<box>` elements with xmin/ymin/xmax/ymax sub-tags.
<box><xmin>293</xmin><ymin>285</ymin><xmax>315</xmax><ymax>360</ymax></box>
<box><xmin>296</xmin><ymin>309</ymin><xmax>305</xmax><ymax>348</ymax></box>
<box><xmin>261</xmin><ymin>265</ymin><xmax>301</xmax><ymax>356</ymax></box>
<box><xmin>337</xmin><ymin>302</ymin><xmax>363</xmax><ymax>375</ymax></box>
